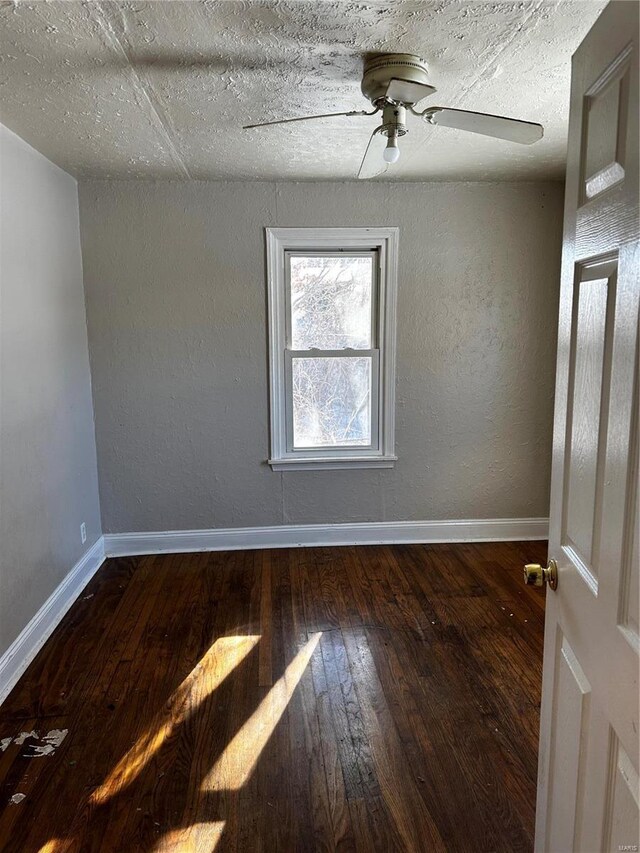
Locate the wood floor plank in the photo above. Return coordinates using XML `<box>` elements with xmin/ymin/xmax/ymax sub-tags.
<box><xmin>258</xmin><ymin>551</ymin><xmax>272</xmax><ymax>688</ymax></box>
<box><xmin>307</xmin><ymin>631</ymin><xmax>355</xmax><ymax>851</ymax></box>
<box><xmin>0</xmin><ymin>542</ymin><xmax>546</xmax><ymax>852</ymax></box>
<box><xmin>341</xmin><ymin>628</ymin><xmax>447</xmax><ymax>852</ymax></box>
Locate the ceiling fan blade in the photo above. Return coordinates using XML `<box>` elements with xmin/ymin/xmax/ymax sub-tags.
<box><xmin>357</xmin><ymin>126</ymin><xmax>388</xmax><ymax>180</ymax></box>
<box><xmin>423</xmin><ymin>107</ymin><xmax>543</xmax><ymax>144</ymax></box>
<box><xmin>243</xmin><ymin>109</ymin><xmax>375</xmax><ymax>129</ymax></box>
<box><xmin>385</xmin><ymin>77</ymin><xmax>436</xmax><ymax>105</ymax></box>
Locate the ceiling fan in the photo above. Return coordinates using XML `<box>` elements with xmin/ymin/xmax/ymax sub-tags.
<box><xmin>243</xmin><ymin>53</ymin><xmax>544</xmax><ymax>178</ymax></box>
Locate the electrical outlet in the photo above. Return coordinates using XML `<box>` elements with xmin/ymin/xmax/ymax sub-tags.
<box><xmin>80</xmin><ymin>522</ymin><xmax>87</xmax><ymax>545</ymax></box>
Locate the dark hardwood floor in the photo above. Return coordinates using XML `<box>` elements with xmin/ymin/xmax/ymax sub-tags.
<box><xmin>0</xmin><ymin>541</ymin><xmax>547</xmax><ymax>852</ymax></box>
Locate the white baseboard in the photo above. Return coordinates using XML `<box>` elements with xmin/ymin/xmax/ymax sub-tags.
<box><xmin>104</xmin><ymin>517</ymin><xmax>548</xmax><ymax>557</ymax></box>
<box><xmin>0</xmin><ymin>537</ymin><xmax>106</xmax><ymax>705</ymax></box>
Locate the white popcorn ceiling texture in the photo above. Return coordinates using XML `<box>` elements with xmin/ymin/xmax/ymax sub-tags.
<box><xmin>0</xmin><ymin>0</ymin><xmax>606</xmax><ymax>180</ymax></box>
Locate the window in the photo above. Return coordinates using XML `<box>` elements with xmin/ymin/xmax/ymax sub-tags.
<box><xmin>266</xmin><ymin>227</ymin><xmax>398</xmax><ymax>470</ymax></box>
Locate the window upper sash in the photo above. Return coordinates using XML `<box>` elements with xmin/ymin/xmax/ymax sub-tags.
<box><xmin>284</xmin><ymin>249</ymin><xmax>379</xmax><ymax>352</ymax></box>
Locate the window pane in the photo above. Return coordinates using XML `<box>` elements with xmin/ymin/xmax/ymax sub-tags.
<box><xmin>290</xmin><ymin>255</ymin><xmax>373</xmax><ymax>349</ymax></box>
<box><xmin>292</xmin><ymin>357</ymin><xmax>372</xmax><ymax>448</ymax></box>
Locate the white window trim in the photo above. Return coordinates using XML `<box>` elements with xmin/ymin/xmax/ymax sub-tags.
<box><xmin>266</xmin><ymin>226</ymin><xmax>398</xmax><ymax>472</ymax></box>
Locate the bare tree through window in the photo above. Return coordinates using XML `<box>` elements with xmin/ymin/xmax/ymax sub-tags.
<box><xmin>289</xmin><ymin>255</ymin><xmax>374</xmax><ymax>448</ymax></box>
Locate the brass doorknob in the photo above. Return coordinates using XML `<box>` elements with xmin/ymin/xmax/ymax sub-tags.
<box><xmin>524</xmin><ymin>559</ymin><xmax>558</xmax><ymax>590</ymax></box>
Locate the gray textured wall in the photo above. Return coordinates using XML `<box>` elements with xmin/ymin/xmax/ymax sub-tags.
<box><xmin>78</xmin><ymin>180</ymin><xmax>563</xmax><ymax>534</ymax></box>
<box><xmin>0</xmin><ymin>125</ymin><xmax>102</xmax><ymax>658</ymax></box>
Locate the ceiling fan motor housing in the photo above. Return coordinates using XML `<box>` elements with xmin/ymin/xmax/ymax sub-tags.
<box><xmin>361</xmin><ymin>53</ymin><xmax>431</xmax><ymax>105</ymax></box>
<box><xmin>381</xmin><ymin>104</ymin><xmax>408</xmax><ymax>138</ymax></box>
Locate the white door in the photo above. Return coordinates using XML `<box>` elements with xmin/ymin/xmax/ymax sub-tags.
<box><xmin>533</xmin><ymin>2</ymin><xmax>639</xmax><ymax>851</ymax></box>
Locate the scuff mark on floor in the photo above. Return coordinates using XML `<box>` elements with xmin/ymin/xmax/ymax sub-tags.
<box><xmin>24</xmin><ymin>729</ymin><xmax>68</xmax><ymax>758</ymax></box>
<box><xmin>4</xmin><ymin>728</ymin><xmax>69</xmax><ymax>757</ymax></box>
<box><xmin>28</xmin><ymin>743</ymin><xmax>56</xmax><ymax>757</ymax></box>
<box><xmin>14</xmin><ymin>730</ymin><xmax>38</xmax><ymax>745</ymax></box>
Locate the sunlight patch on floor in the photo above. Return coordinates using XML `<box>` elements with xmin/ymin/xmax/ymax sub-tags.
<box><xmin>202</xmin><ymin>632</ymin><xmax>322</xmax><ymax>792</ymax></box>
<box><xmin>37</xmin><ymin>840</ymin><xmax>73</xmax><ymax>853</ymax></box>
<box><xmin>152</xmin><ymin>821</ymin><xmax>226</xmax><ymax>852</ymax></box>
<box><xmin>91</xmin><ymin>635</ymin><xmax>261</xmax><ymax>805</ymax></box>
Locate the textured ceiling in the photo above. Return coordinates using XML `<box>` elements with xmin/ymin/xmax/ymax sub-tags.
<box><xmin>0</xmin><ymin>0</ymin><xmax>606</xmax><ymax>180</ymax></box>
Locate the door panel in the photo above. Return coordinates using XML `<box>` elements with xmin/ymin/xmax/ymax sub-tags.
<box><xmin>545</xmin><ymin>631</ymin><xmax>591</xmax><ymax>853</ymax></box>
<box><xmin>619</xmin><ymin>418</ymin><xmax>638</xmax><ymax>644</ymax></box>
<box><xmin>581</xmin><ymin>44</ymin><xmax>631</xmax><ymax>202</ymax></box>
<box><xmin>564</xmin><ymin>258</ymin><xmax>616</xmax><ymax>583</ymax></box>
<box><xmin>603</xmin><ymin>734</ymin><xmax>639</xmax><ymax>852</ymax></box>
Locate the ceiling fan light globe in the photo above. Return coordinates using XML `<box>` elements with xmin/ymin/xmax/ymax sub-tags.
<box><xmin>383</xmin><ymin>144</ymin><xmax>400</xmax><ymax>164</ymax></box>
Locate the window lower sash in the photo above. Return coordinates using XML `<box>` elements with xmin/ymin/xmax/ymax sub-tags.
<box><xmin>284</xmin><ymin>349</ymin><xmax>380</xmax><ymax>455</ymax></box>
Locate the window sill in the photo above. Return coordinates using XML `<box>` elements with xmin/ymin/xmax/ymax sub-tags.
<box><xmin>268</xmin><ymin>455</ymin><xmax>397</xmax><ymax>472</ymax></box>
